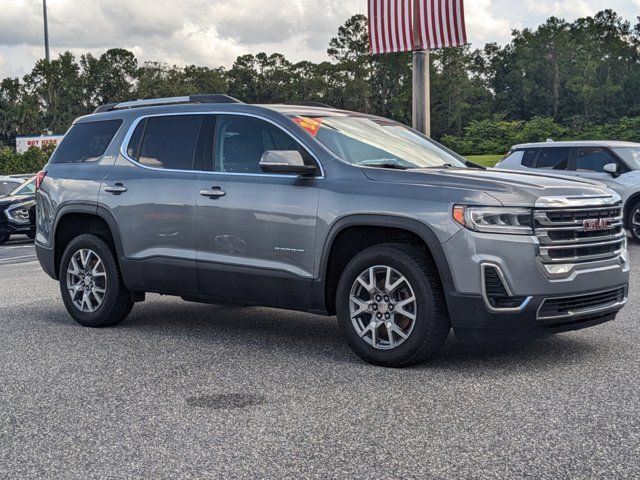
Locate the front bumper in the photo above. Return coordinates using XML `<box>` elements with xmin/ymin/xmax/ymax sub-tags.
<box><xmin>448</xmin><ymin>285</ymin><xmax>627</xmax><ymax>338</ymax></box>
<box><xmin>441</xmin><ymin>228</ymin><xmax>630</xmax><ymax>336</ymax></box>
<box><xmin>0</xmin><ymin>219</ymin><xmax>33</xmax><ymax>236</ymax></box>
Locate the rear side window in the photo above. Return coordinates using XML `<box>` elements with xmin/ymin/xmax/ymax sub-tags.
<box><xmin>575</xmin><ymin>147</ymin><xmax>616</xmax><ymax>172</ymax></box>
<box><xmin>127</xmin><ymin>115</ymin><xmax>204</xmax><ymax>170</ymax></box>
<box><xmin>535</xmin><ymin>148</ymin><xmax>570</xmax><ymax>170</ymax></box>
<box><xmin>49</xmin><ymin>120</ymin><xmax>122</xmax><ymax>163</ymax></box>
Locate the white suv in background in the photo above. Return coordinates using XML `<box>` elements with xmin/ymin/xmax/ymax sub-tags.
<box><xmin>496</xmin><ymin>141</ymin><xmax>640</xmax><ymax>243</ymax></box>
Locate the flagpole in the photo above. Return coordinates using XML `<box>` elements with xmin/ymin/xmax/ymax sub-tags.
<box><xmin>412</xmin><ymin>0</ymin><xmax>430</xmax><ymax>137</ymax></box>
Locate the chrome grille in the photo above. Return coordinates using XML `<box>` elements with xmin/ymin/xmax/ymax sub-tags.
<box><xmin>535</xmin><ymin>205</ymin><xmax>624</xmax><ymax>263</ymax></box>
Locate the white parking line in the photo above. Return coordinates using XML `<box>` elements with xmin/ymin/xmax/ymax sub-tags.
<box><xmin>0</xmin><ymin>254</ymin><xmax>37</xmax><ymax>263</ymax></box>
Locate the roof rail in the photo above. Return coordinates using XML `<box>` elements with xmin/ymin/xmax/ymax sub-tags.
<box><xmin>284</xmin><ymin>101</ymin><xmax>334</xmax><ymax>109</ymax></box>
<box><xmin>93</xmin><ymin>94</ymin><xmax>243</xmax><ymax>113</ymax></box>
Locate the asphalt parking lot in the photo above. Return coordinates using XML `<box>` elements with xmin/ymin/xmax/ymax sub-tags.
<box><xmin>0</xmin><ymin>241</ymin><xmax>639</xmax><ymax>479</ymax></box>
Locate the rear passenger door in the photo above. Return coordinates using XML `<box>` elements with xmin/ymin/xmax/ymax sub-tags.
<box><xmin>100</xmin><ymin>114</ymin><xmax>207</xmax><ymax>294</ymax></box>
<box><xmin>195</xmin><ymin>113</ymin><xmax>321</xmax><ymax>308</ymax></box>
<box><xmin>532</xmin><ymin>147</ymin><xmax>571</xmax><ymax>172</ymax></box>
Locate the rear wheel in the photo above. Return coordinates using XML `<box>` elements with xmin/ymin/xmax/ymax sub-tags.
<box><xmin>59</xmin><ymin>234</ymin><xmax>133</xmax><ymax>327</ymax></box>
<box><xmin>0</xmin><ymin>233</ymin><xmax>9</xmax><ymax>245</ymax></box>
<box><xmin>336</xmin><ymin>243</ymin><xmax>450</xmax><ymax>367</ymax></box>
<box><xmin>627</xmin><ymin>201</ymin><xmax>640</xmax><ymax>244</ymax></box>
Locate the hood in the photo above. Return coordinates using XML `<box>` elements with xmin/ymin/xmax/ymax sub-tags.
<box><xmin>361</xmin><ymin>167</ymin><xmax>616</xmax><ymax>207</ymax></box>
<box><xmin>0</xmin><ymin>193</ymin><xmax>35</xmax><ymax>207</ymax></box>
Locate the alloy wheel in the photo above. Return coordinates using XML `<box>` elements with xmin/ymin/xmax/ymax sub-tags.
<box><xmin>349</xmin><ymin>265</ymin><xmax>417</xmax><ymax>350</ymax></box>
<box><xmin>66</xmin><ymin>249</ymin><xmax>107</xmax><ymax>313</ymax></box>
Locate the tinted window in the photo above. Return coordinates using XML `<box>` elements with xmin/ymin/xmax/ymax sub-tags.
<box><xmin>49</xmin><ymin>120</ymin><xmax>122</xmax><ymax>163</ymax></box>
<box><xmin>575</xmin><ymin>147</ymin><xmax>616</xmax><ymax>172</ymax></box>
<box><xmin>130</xmin><ymin>115</ymin><xmax>204</xmax><ymax>170</ymax></box>
<box><xmin>535</xmin><ymin>148</ymin><xmax>570</xmax><ymax>170</ymax></box>
<box><xmin>215</xmin><ymin>115</ymin><xmax>311</xmax><ymax>173</ymax></box>
<box><xmin>521</xmin><ymin>149</ymin><xmax>539</xmax><ymax>167</ymax></box>
<box><xmin>10</xmin><ymin>178</ymin><xmax>36</xmax><ymax>196</ymax></box>
<box><xmin>0</xmin><ymin>181</ymin><xmax>20</xmax><ymax>195</ymax></box>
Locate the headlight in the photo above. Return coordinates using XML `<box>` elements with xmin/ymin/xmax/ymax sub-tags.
<box><xmin>452</xmin><ymin>205</ymin><xmax>533</xmax><ymax>235</ymax></box>
<box><xmin>5</xmin><ymin>200</ymin><xmax>34</xmax><ymax>224</ymax></box>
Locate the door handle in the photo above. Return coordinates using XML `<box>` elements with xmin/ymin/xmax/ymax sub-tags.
<box><xmin>104</xmin><ymin>183</ymin><xmax>127</xmax><ymax>194</ymax></box>
<box><xmin>200</xmin><ymin>187</ymin><xmax>226</xmax><ymax>198</ymax></box>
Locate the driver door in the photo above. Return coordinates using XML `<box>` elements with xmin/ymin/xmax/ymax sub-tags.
<box><xmin>195</xmin><ymin>114</ymin><xmax>321</xmax><ymax>308</ymax></box>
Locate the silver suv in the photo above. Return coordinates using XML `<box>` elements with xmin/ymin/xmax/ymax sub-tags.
<box><xmin>35</xmin><ymin>96</ymin><xmax>629</xmax><ymax>367</ymax></box>
<box><xmin>497</xmin><ymin>141</ymin><xmax>640</xmax><ymax>243</ymax></box>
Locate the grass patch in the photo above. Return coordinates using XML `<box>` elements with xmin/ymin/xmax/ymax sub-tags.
<box><xmin>466</xmin><ymin>155</ymin><xmax>503</xmax><ymax>167</ymax></box>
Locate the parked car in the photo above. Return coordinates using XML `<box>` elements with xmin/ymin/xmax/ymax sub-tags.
<box><xmin>0</xmin><ymin>176</ymin><xmax>36</xmax><ymax>244</ymax></box>
<box><xmin>0</xmin><ymin>176</ymin><xmax>23</xmax><ymax>197</ymax></box>
<box><xmin>35</xmin><ymin>96</ymin><xmax>629</xmax><ymax>367</ymax></box>
<box><xmin>496</xmin><ymin>141</ymin><xmax>640</xmax><ymax>242</ymax></box>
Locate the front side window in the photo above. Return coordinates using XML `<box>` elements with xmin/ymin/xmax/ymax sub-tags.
<box><xmin>49</xmin><ymin>120</ymin><xmax>122</xmax><ymax>164</ymax></box>
<box><xmin>214</xmin><ymin>115</ymin><xmax>312</xmax><ymax>174</ymax></box>
<box><xmin>127</xmin><ymin>115</ymin><xmax>204</xmax><ymax>170</ymax></box>
<box><xmin>575</xmin><ymin>148</ymin><xmax>617</xmax><ymax>172</ymax></box>
<box><xmin>290</xmin><ymin>115</ymin><xmax>466</xmax><ymax>169</ymax></box>
<box><xmin>611</xmin><ymin>147</ymin><xmax>640</xmax><ymax>170</ymax></box>
<box><xmin>535</xmin><ymin>148</ymin><xmax>570</xmax><ymax>170</ymax></box>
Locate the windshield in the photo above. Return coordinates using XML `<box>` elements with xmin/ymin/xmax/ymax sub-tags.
<box><xmin>10</xmin><ymin>178</ymin><xmax>36</xmax><ymax>196</ymax></box>
<box><xmin>291</xmin><ymin>115</ymin><xmax>467</xmax><ymax>169</ymax></box>
<box><xmin>612</xmin><ymin>147</ymin><xmax>640</xmax><ymax>170</ymax></box>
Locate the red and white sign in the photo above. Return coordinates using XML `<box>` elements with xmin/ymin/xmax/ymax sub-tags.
<box><xmin>368</xmin><ymin>0</ymin><xmax>468</xmax><ymax>54</ymax></box>
<box><xmin>16</xmin><ymin>135</ymin><xmax>64</xmax><ymax>153</ymax></box>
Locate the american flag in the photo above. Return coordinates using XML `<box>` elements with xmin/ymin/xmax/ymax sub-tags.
<box><xmin>368</xmin><ymin>0</ymin><xmax>468</xmax><ymax>54</ymax></box>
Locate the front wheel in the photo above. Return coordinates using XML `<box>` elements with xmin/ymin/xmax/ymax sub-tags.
<box><xmin>59</xmin><ymin>234</ymin><xmax>133</xmax><ymax>327</ymax></box>
<box><xmin>336</xmin><ymin>243</ymin><xmax>450</xmax><ymax>367</ymax></box>
<box><xmin>627</xmin><ymin>201</ymin><xmax>640</xmax><ymax>244</ymax></box>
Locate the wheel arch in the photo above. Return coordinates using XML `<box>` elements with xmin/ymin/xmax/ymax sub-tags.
<box><xmin>52</xmin><ymin>204</ymin><xmax>125</xmax><ymax>280</ymax></box>
<box><xmin>623</xmin><ymin>192</ymin><xmax>640</xmax><ymax>229</ymax></box>
<box><xmin>317</xmin><ymin>215</ymin><xmax>455</xmax><ymax>316</ymax></box>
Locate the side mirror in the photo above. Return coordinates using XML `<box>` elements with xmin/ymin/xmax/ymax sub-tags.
<box><xmin>603</xmin><ymin>163</ymin><xmax>619</xmax><ymax>177</ymax></box>
<box><xmin>259</xmin><ymin>150</ymin><xmax>317</xmax><ymax>175</ymax></box>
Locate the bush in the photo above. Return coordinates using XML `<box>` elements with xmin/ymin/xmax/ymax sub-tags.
<box><xmin>440</xmin><ymin>116</ymin><xmax>640</xmax><ymax>155</ymax></box>
<box><xmin>0</xmin><ymin>146</ymin><xmax>52</xmax><ymax>175</ymax></box>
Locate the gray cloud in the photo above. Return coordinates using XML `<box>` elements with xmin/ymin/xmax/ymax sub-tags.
<box><xmin>0</xmin><ymin>0</ymin><xmax>639</xmax><ymax>80</ymax></box>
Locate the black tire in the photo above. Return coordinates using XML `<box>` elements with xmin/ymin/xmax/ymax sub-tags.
<box><xmin>336</xmin><ymin>243</ymin><xmax>450</xmax><ymax>367</ymax></box>
<box><xmin>26</xmin><ymin>231</ymin><xmax>36</xmax><ymax>240</ymax></box>
<box><xmin>627</xmin><ymin>201</ymin><xmax>640</xmax><ymax>244</ymax></box>
<box><xmin>0</xmin><ymin>233</ymin><xmax>9</xmax><ymax>245</ymax></box>
<box><xmin>59</xmin><ymin>234</ymin><xmax>133</xmax><ymax>327</ymax></box>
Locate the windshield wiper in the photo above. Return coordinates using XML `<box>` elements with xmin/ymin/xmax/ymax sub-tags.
<box><xmin>360</xmin><ymin>159</ymin><xmax>410</xmax><ymax>170</ymax></box>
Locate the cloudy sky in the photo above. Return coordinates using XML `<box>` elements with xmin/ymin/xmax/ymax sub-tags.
<box><xmin>0</xmin><ymin>0</ymin><xmax>639</xmax><ymax>79</ymax></box>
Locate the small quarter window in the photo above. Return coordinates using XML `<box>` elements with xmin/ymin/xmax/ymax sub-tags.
<box><xmin>49</xmin><ymin>120</ymin><xmax>122</xmax><ymax>164</ymax></box>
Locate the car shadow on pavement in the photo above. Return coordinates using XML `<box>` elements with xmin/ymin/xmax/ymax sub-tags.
<box><xmin>107</xmin><ymin>299</ymin><xmax>605</xmax><ymax>370</ymax></box>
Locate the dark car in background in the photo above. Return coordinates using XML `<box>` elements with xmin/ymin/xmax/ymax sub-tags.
<box><xmin>0</xmin><ymin>177</ymin><xmax>36</xmax><ymax>244</ymax></box>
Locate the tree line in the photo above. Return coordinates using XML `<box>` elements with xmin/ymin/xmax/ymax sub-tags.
<box><xmin>1</xmin><ymin>9</ymin><xmax>640</xmax><ymax>158</ymax></box>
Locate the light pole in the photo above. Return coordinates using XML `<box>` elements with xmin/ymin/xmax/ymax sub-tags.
<box><xmin>43</xmin><ymin>0</ymin><xmax>50</xmax><ymax>61</ymax></box>
<box><xmin>412</xmin><ymin>0</ymin><xmax>430</xmax><ymax>137</ymax></box>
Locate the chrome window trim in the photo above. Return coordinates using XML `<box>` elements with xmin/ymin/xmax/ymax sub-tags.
<box><xmin>480</xmin><ymin>262</ymin><xmax>532</xmax><ymax>313</ymax></box>
<box><xmin>118</xmin><ymin>111</ymin><xmax>325</xmax><ymax>178</ymax></box>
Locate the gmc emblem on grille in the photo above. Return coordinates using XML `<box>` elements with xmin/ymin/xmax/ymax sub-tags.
<box><xmin>583</xmin><ymin>218</ymin><xmax>609</xmax><ymax>232</ymax></box>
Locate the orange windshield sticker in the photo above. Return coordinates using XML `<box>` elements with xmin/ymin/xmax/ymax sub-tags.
<box><xmin>293</xmin><ymin>117</ymin><xmax>322</xmax><ymax>137</ymax></box>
